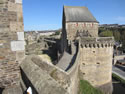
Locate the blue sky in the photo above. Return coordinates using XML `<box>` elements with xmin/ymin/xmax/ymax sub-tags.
<box><xmin>23</xmin><ymin>0</ymin><xmax>125</xmax><ymax>31</ymax></box>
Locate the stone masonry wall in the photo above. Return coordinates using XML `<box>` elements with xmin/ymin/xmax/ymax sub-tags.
<box><xmin>0</xmin><ymin>0</ymin><xmax>25</xmax><ymax>88</ymax></box>
<box><xmin>20</xmin><ymin>55</ymin><xmax>68</xmax><ymax>94</ymax></box>
<box><xmin>79</xmin><ymin>38</ymin><xmax>114</xmax><ymax>94</ymax></box>
<box><xmin>66</xmin><ymin>22</ymin><xmax>98</xmax><ymax>40</ymax></box>
<box><xmin>20</xmin><ymin>54</ymin><xmax>80</xmax><ymax>94</ymax></box>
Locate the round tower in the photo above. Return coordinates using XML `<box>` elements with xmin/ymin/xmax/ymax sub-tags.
<box><xmin>79</xmin><ymin>37</ymin><xmax>114</xmax><ymax>94</ymax></box>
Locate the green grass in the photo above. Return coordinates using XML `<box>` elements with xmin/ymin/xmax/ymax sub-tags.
<box><xmin>112</xmin><ymin>73</ymin><xmax>125</xmax><ymax>84</ymax></box>
<box><xmin>79</xmin><ymin>80</ymin><xmax>103</xmax><ymax>94</ymax></box>
<box><xmin>50</xmin><ymin>69</ymin><xmax>57</xmax><ymax>78</ymax></box>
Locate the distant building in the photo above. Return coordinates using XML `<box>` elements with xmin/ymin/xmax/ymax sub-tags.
<box><xmin>119</xmin><ymin>25</ymin><xmax>125</xmax><ymax>28</ymax></box>
<box><xmin>38</xmin><ymin>31</ymin><xmax>55</xmax><ymax>36</ymax></box>
<box><xmin>99</xmin><ymin>24</ymin><xmax>125</xmax><ymax>28</ymax></box>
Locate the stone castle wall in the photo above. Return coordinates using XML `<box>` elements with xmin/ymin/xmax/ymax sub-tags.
<box><xmin>20</xmin><ymin>55</ymin><xmax>80</xmax><ymax>94</ymax></box>
<box><xmin>0</xmin><ymin>0</ymin><xmax>25</xmax><ymax>88</ymax></box>
<box><xmin>66</xmin><ymin>22</ymin><xmax>98</xmax><ymax>40</ymax></box>
<box><xmin>20</xmin><ymin>55</ymin><xmax>69</xmax><ymax>94</ymax></box>
<box><xmin>79</xmin><ymin>37</ymin><xmax>114</xmax><ymax>94</ymax></box>
<box><xmin>67</xmin><ymin>43</ymin><xmax>80</xmax><ymax>94</ymax></box>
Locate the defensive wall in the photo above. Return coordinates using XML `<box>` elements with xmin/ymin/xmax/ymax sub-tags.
<box><xmin>66</xmin><ymin>42</ymin><xmax>80</xmax><ymax>94</ymax></box>
<box><xmin>20</xmin><ymin>36</ymin><xmax>114</xmax><ymax>94</ymax></box>
<box><xmin>20</xmin><ymin>52</ymin><xmax>80</xmax><ymax>94</ymax></box>
<box><xmin>20</xmin><ymin>55</ymin><xmax>68</xmax><ymax>94</ymax></box>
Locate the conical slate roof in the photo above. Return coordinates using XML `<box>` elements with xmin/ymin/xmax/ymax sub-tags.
<box><xmin>64</xmin><ymin>6</ymin><xmax>98</xmax><ymax>23</ymax></box>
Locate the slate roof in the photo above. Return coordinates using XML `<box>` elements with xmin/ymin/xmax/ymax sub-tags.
<box><xmin>64</xmin><ymin>6</ymin><xmax>98</xmax><ymax>23</ymax></box>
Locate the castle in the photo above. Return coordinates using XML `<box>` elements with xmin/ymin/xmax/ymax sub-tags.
<box><xmin>61</xmin><ymin>6</ymin><xmax>114</xmax><ymax>94</ymax></box>
<box><xmin>0</xmin><ymin>1</ymin><xmax>114</xmax><ymax>94</ymax></box>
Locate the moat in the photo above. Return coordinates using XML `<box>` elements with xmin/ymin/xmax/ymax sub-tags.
<box><xmin>112</xmin><ymin>78</ymin><xmax>125</xmax><ymax>94</ymax></box>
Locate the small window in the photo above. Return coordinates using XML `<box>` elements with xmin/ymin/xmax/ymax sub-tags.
<box><xmin>97</xmin><ymin>62</ymin><xmax>100</xmax><ymax>65</ymax></box>
<box><xmin>82</xmin><ymin>63</ymin><xmax>85</xmax><ymax>65</ymax></box>
<box><xmin>83</xmin><ymin>73</ymin><xmax>85</xmax><ymax>75</ymax></box>
<box><xmin>76</xmin><ymin>23</ymin><xmax>78</xmax><ymax>26</ymax></box>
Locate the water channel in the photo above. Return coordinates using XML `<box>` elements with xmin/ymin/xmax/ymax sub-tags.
<box><xmin>112</xmin><ymin>78</ymin><xmax>125</xmax><ymax>94</ymax></box>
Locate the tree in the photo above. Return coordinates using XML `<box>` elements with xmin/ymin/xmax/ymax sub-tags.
<box><xmin>113</xmin><ymin>31</ymin><xmax>120</xmax><ymax>41</ymax></box>
<box><xmin>120</xmin><ymin>31</ymin><xmax>125</xmax><ymax>50</ymax></box>
<box><xmin>99</xmin><ymin>27</ymin><xmax>106</xmax><ymax>33</ymax></box>
<box><xmin>99</xmin><ymin>30</ymin><xmax>113</xmax><ymax>37</ymax></box>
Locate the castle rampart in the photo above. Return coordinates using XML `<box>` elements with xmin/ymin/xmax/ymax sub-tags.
<box><xmin>0</xmin><ymin>3</ymin><xmax>115</xmax><ymax>94</ymax></box>
<box><xmin>80</xmin><ymin>37</ymin><xmax>114</xmax><ymax>48</ymax></box>
<box><xmin>20</xmin><ymin>54</ymin><xmax>80</xmax><ymax>94</ymax></box>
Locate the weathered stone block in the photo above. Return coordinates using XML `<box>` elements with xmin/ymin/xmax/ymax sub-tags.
<box><xmin>8</xmin><ymin>11</ymin><xmax>17</xmax><ymax>22</ymax></box>
<box><xmin>0</xmin><ymin>40</ymin><xmax>6</xmax><ymax>43</ymax></box>
<box><xmin>16</xmin><ymin>51</ymin><xmax>25</xmax><ymax>63</ymax></box>
<box><xmin>11</xmin><ymin>41</ymin><xmax>25</xmax><ymax>51</ymax></box>
<box><xmin>17</xmin><ymin>11</ymin><xmax>23</xmax><ymax>22</ymax></box>
<box><xmin>17</xmin><ymin>32</ymin><xmax>24</xmax><ymax>41</ymax></box>
<box><xmin>0</xmin><ymin>56</ymin><xmax>5</xmax><ymax>60</ymax></box>
<box><xmin>0</xmin><ymin>0</ymin><xmax>7</xmax><ymax>4</ymax></box>
<box><xmin>8</xmin><ymin>1</ymin><xmax>16</xmax><ymax>12</ymax></box>
<box><xmin>9</xmin><ymin>0</ymin><xmax>15</xmax><ymax>3</ymax></box>
<box><xmin>16</xmin><ymin>4</ymin><xmax>22</xmax><ymax>13</ymax></box>
<box><xmin>15</xmin><ymin>0</ymin><xmax>22</xmax><ymax>4</ymax></box>
<box><xmin>10</xmin><ymin>22</ymin><xmax>23</xmax><ymax>32</ymax></box>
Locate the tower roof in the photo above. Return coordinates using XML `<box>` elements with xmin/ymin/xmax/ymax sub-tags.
<box><xmin>64</xmin><ymin>6</ymin><xmax>98</xmax><ymax>23</ymax></box>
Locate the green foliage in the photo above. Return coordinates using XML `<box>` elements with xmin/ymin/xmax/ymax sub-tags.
<box><xmin>99</xmin><ymin>30</ymin><xmax>113</xmax><ymax>37</ymax></box>
<box><xmin>50</xmin><ymin>69</ymin><xmax>57</xmax><ymax>78</ymax></box>
<box><xmin>99</xmin><ymin>27</ymin><xmax>106</xmax><ymax>33</ymax></box>
<box><xmin>55</xmin><ymin>31</ymin><xmax>60</xmax><ymax>35</ymax></box>
<box><xmin>112</xmin><ymin>73</ymin><xmax>125</xmax><ymax>84</ymax></box>
<box><xmin>79</xmin><ymin>80</ymin><xmax>103</xmax><ymax>94</ymax></box>
<box><xmin>119</xmin><ymin>31</ymin><xmax>125</xmax><ymax>50</ymax></box>
<box><xmin>99</xmin><ymin>27</ymin><xmax>125</xmax><ymax>51</ymax></box>
<box><xmin>113</xmin><ymin>31</ymin><xmax>120</xmax><ymax>41</ymax></box>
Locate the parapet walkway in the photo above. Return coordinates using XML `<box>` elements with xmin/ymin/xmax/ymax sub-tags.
<box><xmin>2</xmin><ymin>85</ymin><xmax>22</xmax><ymax>94</ymax></box>
<box><xmin>56</xmin><ymin>44</ymin><xmax>77</xmax><ymax>71</ymax></box>
<box><xmin>56</xmin><ymin>52</ymin><xmax>74</xmax><ymax>71</ymax></box>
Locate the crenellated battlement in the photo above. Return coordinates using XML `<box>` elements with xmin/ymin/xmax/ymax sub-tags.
<box><xmin>80</xmin><ymin>37</ymin><xmax>114</xmax><ymax>48</ymax></box>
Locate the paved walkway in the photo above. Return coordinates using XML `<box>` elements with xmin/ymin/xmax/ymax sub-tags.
<box><xmin>112</xmin><ymin>66</ymin><xmax>125</xmax><ymax>80</ymax></box>
<box><xmin>2</xmin><ymin>85</ymin><xmax>23</xmax><ymax>94</ymax></box>
<box><xmin>56</xmin><ymin>43</ymin><xmax>77</xmax><ymax>71</ymax></box>
<box><xmin>56</xmin><ymin>52</ymin><xmax>73</xmax><ymax>71</ymax></box>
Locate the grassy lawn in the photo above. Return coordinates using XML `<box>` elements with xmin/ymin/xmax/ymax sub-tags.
<box><xmin>79</xmin><ymin>80</ymin><xmax>103</xmax><ymax>94</ymax></box>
